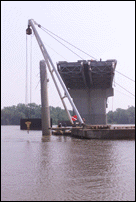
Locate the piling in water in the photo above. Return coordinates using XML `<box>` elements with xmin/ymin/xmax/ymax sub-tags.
<box><xmin>40</xmin><ymin>60</ymin><xmax>51</xmax><ymax>136</ymax></box>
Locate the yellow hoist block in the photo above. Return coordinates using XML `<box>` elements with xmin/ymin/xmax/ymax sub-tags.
<box><xmin>25</xmin><ymin>121</ymin><xmax>31</xmax><ymax>133</ymax></box>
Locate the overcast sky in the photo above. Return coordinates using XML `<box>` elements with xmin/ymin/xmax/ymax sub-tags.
<box><xmin>1</xmin><ymin>1</ymin><xmax>135</xmax><ymax>112</ymax></box>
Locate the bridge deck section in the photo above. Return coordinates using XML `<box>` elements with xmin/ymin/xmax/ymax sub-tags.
<box><xmin>57</xmin><ymin>60</ymin><xmax>117</xmax><ymax>89</ymax></box>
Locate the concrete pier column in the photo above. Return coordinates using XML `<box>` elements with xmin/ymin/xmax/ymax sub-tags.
<box><xmin>40</xmin><ymin>60</ymin><xmax>51</xmax><ymax>136</ymax></box>
<box><xmin>69</xmin><ymin>87</ymin><xmax>113</xmax><ymax>125</ymax></box>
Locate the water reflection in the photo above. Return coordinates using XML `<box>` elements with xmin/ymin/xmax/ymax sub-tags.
<box><xmin>36</xmin><ymin>137</ymin><xmax>135</xmax><ymax>201</ymax></box>
<box><xmin>41</xmin><ymin>135</ymin><xmax>51</xmax><ymax>142</ymax></box>
<box><xmin>1</xmin><ymin>126</ymin><xmax>135</xmax><ymax>201</ymax></box>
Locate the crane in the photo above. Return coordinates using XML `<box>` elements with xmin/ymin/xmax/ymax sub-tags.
<box><xmin>26</xmin><ymin>19</ymin><xmax>84</xmax><ymax>125</ymax></box>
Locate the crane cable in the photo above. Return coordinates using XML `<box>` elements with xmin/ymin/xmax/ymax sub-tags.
<box><xmin>25</xmin><ymin>34</ymin><xmax>33</xmax><ymax>120</ymax></box>
<box><xmin>114</xmin><ymin>82</ymin><xmax>135</xmax><ymax>97</ymax></box>
<box><xmin>38</xmin><ymin>24</ymin><xmax>135</xmax><ymax>84</ymax></box>
<box><xmin>40</xmin><ymin>27</ymin><xmax>135</xmax><ymax>98</ymax></box>
<box><xmin>25</xmin><ymin>33</ymin><xmax>33</xmax><ymax>133</ymax></box>
<box><xmin>29</xmin><ymin>34</ymin><xmax>32</xmax><ymax>119</ymax></box>
<box><xmin>115</xmin><ymin>70</ymin><xmax>135</xmax><ymax>82</ymax></box>
<box><xmin>40</xmin><ymin>25</ymin><xmax>98</xmax><ymax>60</ymax></box>
<box><xmin>25</xmin><ymin>34</ymin><xmax>28</xmax><ymax>106</ymax></box>
<box><xmin>114</xmin><ymin>89</ymin><xmax>135</xmax><ymax>99</ymax></box>
<box><xmin>35</xmin><ymin>22</ymin><xmax>97</xmax><ymax>60</ymax></box>
<box><xmin>40</xmin><ymin>27</ymin><xmax>84</xmax><ymax>60</ymax></box>
<box><xmin>35</xmin><ymin>22</ymin><xmax>135</xmax><ymax>98</ymax></box>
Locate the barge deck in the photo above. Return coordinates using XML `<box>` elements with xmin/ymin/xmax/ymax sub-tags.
<box><xmin>51</xmin><ymin>125</ymin><xmax>135</xmax><ymax>140</ymax></box>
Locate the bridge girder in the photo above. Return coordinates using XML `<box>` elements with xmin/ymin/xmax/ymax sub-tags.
<box><xmin>57</xmin><ymin>59</ymin><xmax>117</xmax><ymax>89</ymax></box>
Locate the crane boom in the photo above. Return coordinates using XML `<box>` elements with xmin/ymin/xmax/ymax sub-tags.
<box><xmin>27</xmin><ymin>19</ymin><xmax>84</xmax><ymax>125</ymax></box>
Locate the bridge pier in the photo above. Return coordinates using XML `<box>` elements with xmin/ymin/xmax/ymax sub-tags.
<box><xmin>69</xmin><ymin>88</ymin><xmax>113</xmax><ymax>125</ymax></box>
<box><xmin>57</xmin><ymin>59</ymin><xmax>117</xmax><ymax>125</ymax></box>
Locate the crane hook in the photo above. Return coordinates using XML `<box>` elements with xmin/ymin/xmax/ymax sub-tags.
<box><xmin>26</xmin><ymin>25</ymin><xmax>32</xmax><ymax>35</ymax></box>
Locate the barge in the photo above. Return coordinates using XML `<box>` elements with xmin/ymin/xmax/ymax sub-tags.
<box><xmin>51</xmin><ymin>125</ymin><xmax>135</xmax><ymax>140</ymax></box>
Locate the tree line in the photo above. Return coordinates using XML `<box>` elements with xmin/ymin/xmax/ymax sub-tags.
<box><xmin>1</xmin><ymin>103</ymin><xmax>72</xmax><ymax>125</ymax></box>
<box><xmin>1</xmin><ymin>103</ymin><xmax>135</xmax><ymax>125</ymax></box>
<box><xmin>107</xmin><ymin>106</ymin><xmax>135</xmax><ymax>124</ymax></box>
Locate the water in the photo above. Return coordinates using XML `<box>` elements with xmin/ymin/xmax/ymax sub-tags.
<box><xmin>1</xmin><ymin>126</ymin><xmax>135</xmax><ymax>201</ymax></box>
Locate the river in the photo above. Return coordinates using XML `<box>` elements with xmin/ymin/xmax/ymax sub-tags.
<box><xmin>1</xmin><ymin>125</ymin><xmax>135</xmax><ymax>201</ymax></box>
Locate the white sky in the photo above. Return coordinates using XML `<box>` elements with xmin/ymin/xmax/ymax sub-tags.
<box><xmin>1</xmin><ymin>1</ymin><xmax>135</xmax><ymax>112</ymax></box>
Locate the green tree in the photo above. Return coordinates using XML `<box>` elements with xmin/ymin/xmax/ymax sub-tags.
<box><xmin>1</xmin><ymin>103</ymin><xmax>135</xmax><ymax>125</ymax></box>
<box><xmin>114</xmin><ymin>108</ymin><xmax>129</xmax><ymax>124</ymax></box>
<box><xmin>107</xmin><ymin>110</ymin><xmax>114</xmax><ymax>124</ymax></box>
<box><xmin>107</xmin><ymin>106</ymin><xmax>135</xmax><ymax>124</ymax></box>
<box><xmin>126</xmin><ymin>106</ymin><xmax>135</xmax><ymax>124</ymax></box>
